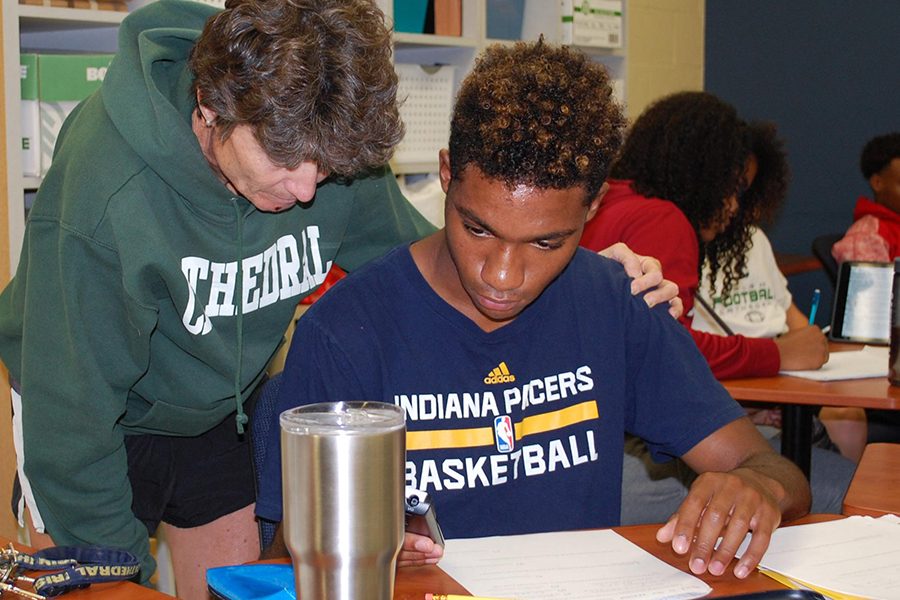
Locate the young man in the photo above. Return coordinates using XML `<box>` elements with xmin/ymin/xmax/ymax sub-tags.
<box><xmin>832</xmin><ymin>131</ymin><xmax>900</xmax><ymax>263</ymax></box>
<box><xmin>831</xmin><ymin>131</ymin><xmax>900</xmax><ymax>446</ymax></box>
<box><xmin>256</xmin><ymin>41</ymin><xmax>810</xmax><ymax>579</ymax></box>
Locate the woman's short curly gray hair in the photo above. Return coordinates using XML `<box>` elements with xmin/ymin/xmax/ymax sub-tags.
<box><xmin>190</xmin><ymin>0</ymin><xmax>403</xmax><ymax>176</ymax></box>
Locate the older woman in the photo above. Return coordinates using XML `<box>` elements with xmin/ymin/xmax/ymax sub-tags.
<box><xmin>1</xmin><ymin>1</ymin><xmax>431</xmax><ymax>596</ymax></box>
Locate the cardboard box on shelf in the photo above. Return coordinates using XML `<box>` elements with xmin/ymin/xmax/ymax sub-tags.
<box><xmin>18</xmin><ymin>0</ymin><xmax>71</xmax><ymax>7</ymax></box>
<box><xmin>434</xmin><ymin>0</ymin><xmax>462</xmax><ymax>37</ymax></box>
<box><xmin>20</xmin><ymin>54</ymin><xmax>40</xmax><ymax>178</ymax></box>
<box><xmin>19</xmin><ymin>0</ymin><xmax>128</xmax><ymax>9</ymax></box>
<box><xmin>560</xmin><ymin>0</ymin><xmax>623</xmax><ymax>48</ymax></box>
<box><xmin>183</xmin><ymin>0</ymin><xmax>226</xmax><ymax>9</ymax></box>
<box><xmin>38</xmin><ymin>53</ymin><xmax>114</xmax><ymax>176</ymax></box>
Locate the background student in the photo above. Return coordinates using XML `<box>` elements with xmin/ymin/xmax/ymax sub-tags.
<box><xmin>577</xmin><ymin>92</ymin><xmax>853</xmax><ymax>519</ymax></box>
<box><xmin>256</xmin><ymin>40</ymin><xmax>811</xmax><ymax>580</ymax></box>
<box><xmin>580</xmin><ymin>91</ymin><xmax>828</xmax><ymax>380</ymax></box>
<box><xmin>832</xmin><ymin>132</ymin><xmax>900</xmax><ymax>263</ymax></box>
<box><xmin>693</xmin><ymin>122</ymin><xmax>867</xmax><ymax>463</ymax></box>
<box><xmin>831</xmin><ymin>131</ymin><xmax>900</xmax><ymax>445</ymax></box>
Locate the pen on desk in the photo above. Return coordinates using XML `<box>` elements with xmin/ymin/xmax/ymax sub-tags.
<box><xmin>426</xmin><ymin>595</ymin><xmax>516</xmax><ymax>600</ymax></box>
<box><xmin>808</xmin><ymin>288</ymin><xmax>821</xmax><ymax>324</ymax></box>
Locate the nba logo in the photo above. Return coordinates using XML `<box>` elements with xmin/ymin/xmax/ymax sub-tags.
<box><xmin>494</xmin><ymin>415</ymin><xmax>515</xmax><ymax>453</ymax></box>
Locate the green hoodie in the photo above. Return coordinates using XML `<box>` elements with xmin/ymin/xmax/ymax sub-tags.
<box><xmin>0</xmin><ymin>0</ymin><xmax>433</xmax><ymax>581</ymax></box>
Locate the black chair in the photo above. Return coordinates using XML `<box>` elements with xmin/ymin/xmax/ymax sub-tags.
<box><xmin>251</xmin><ymin>372</ymin><xmax>282</xmax><ymax>551</ymax></box>
<box><xmin>811</xmin><ymin>232</ymin><xmax>843</xmax><ymax>289</ymax></box>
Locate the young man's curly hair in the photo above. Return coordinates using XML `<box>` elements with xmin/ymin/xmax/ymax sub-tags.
<box><xmin>609</xmin><ymin>91</ymin><xmax>753</xmax><ymax>295</ymax></box>
<box><xmin>189</xmin><ymin>0</ymin><xmax>402</xmax><ymax>176</ymax></box>
<box><xmin>860</xmin><ymin>132</ymin><xmax>900</xmax><ymax>180</ymax></box>
<box><xmin>448</xmin><ymin>40</ymin><xmax>625</xmax><ymax>203</ymax></box>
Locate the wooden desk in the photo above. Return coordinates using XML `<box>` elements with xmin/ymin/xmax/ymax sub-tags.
<box><xmin>614</xmin><ymin>514</ymin><xmax>839</xmax><ymax>597</ymax></box>
<box><xmin>5</xmin><ymin>517</ymin><xmax>839</xmax><ymax>598</ymax></box>
<box><xmin>393</xmin><ymin>563</ymin><xmax>469</xmax><ymax>598</ymax></box>
<box><xmin>842</xmin><ymin>442</ymin><xmax>900</xmax><ymax>517</ymax></box>
<box><xmin>0</xmin><ymin>536</ymin><xmax>467</xmax><ymax>600</ymax></box>
<box><xmin>722</xmin><ymin>343</ymin><xmax>900</xmax><ymax>476</ymax></box>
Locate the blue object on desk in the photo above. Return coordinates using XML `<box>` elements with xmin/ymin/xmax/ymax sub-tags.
<box><xmin>207</xmin><ymin>564</ymin><xmax>296</xmax><ymax>600</ymax></box>
<box><xmin>808</xmin><ymin>288</ymin><xmax>821</xmax><ymax>324</ymax></box>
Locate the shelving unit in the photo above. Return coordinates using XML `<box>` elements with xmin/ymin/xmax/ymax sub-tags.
<box><xmin>378</xmin><ymin>1</ymin><xmax>626</xmax><ymax>174</ymax></box>
<box><xmin>2</xmin><ymin>0</ymin><xmax>626</xmax><ymax>271</ymax></box>
<box><xmin>2</xmin><ymin>0</ymin><xmax>125</xmax><ymax>272</ymax></box>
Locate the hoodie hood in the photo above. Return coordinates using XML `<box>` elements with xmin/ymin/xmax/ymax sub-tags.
<box><xmin>101</xmin><ymin>0</ymin><xmax>234</xmax><ymax>219</ymax></box>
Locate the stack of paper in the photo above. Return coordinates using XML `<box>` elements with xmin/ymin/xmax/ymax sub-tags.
<box><xmin>440</xmin><ymin>529</ymin><xmax>711</xmax><ymax>600</ymax></box>
<box><xmin>780</xmin><ymin>345</ymin><xmax>889</xmax><ymax>381</ymax></box>
<box><xmin>738</xmin><ymin>515</ymin><xmax>900</xmax><ymax>599</ymax></box>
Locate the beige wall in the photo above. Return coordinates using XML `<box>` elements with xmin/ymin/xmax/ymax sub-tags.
<box><xmin>626</xmin><ymin>0</ymin><xmax>705</xmax><ymax>121</ymax></box>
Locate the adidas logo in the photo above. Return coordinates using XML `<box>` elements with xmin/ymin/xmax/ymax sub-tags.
<box><xmin>484</xmin><ymin>361</ymin><xmax>516</xmax><ymax>384</ymax></box>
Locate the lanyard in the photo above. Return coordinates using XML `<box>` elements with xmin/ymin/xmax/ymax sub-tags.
<box><xmin>1</xmin><ymin>544</ymin><xmax>140</xmax><ymax>598</ymax></box>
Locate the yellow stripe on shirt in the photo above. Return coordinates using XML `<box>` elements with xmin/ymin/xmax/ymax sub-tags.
<box><xmin>406</xmin><ymin>400</ymin><xmax>598</xmax><ymax>451</ymax></box>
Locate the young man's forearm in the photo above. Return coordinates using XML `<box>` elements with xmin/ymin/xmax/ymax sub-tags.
<box><xmin>735</xmin><ymin>451</ymin><xmax>811</xmax><ymax>521</ymax></box>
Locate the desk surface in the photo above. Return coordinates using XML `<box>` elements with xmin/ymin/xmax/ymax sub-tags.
<box><xmin>724</xmin><ymin>372</ymin><xmax>900</xmax><ymax>408</ymax></box>
<box><xmin>614</xmin><ymin>515</ymin><xmax>839</xmax><ymax>597</ymax></box>
<box><xmin>842</xmin><ymin>442</ymin><xmax>900</xmax><ymax>517</ymax></box>
<box><xmin>723</xmin><ymin>343</ymin><xmax>900</xmax><ymax>409</ymax></box>
<box><xmin>0</xmin><ymin>537</ymin><xmax>466</xmax><ymax>600</ymax></box>
<box><xmin>5</xmin><ymin>518</ymin><xmax>840</xmax><ymax>598</ymax></box>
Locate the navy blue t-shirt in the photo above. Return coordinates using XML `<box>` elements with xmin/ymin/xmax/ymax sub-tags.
<box><xmin>256</xmin><ymin>246</ymin><xmax>743</xmax><ymax>538</ymax></box>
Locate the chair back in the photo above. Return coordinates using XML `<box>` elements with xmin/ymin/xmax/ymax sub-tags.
<box><xmin>811</xmin><ymin>233</ymin><xmax>843</xmax><ymax>288</ymax></box>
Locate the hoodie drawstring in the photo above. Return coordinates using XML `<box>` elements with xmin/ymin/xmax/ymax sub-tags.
<box><xmin>232</xmin><ymin>200</ymin><xmax>249</xmax><ymax>434</ymax></box>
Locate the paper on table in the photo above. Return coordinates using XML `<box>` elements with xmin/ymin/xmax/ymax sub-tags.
<box><xmin>736</xmin><ymin>515</ymin><xmax>900</xmax><ymax>599</ymax></box>
<box><xmin>780</xmin><ymin>345</ymin><xmax>889</xmax><ymax>381</ymax></box>
<box><xmin>440</xmin><ymin>529</ymin><xmax>711</xmax><ymax>600</ymax></box>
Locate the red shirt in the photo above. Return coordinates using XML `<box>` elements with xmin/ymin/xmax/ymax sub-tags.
<box><xmin>580</xmin><ymin>180</ymin><xmax>780</xmax><ymax>379</ymax></box>
<box><xmin>831</xmin><ymin>196</ymin><xmax>900</xmax><ymax>263</ymax></box>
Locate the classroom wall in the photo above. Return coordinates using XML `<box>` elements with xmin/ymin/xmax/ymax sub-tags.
<box><xmin>704</xmin><ymin>1</ymin><xmax>900</xmax><ymax>322</ymax></box>
<box><xmin>0</xmin><ymin>5</ymin><xmax>17</xmax><ymax>542</ymax></box>
<box><xmin>625</xmin><ymin>0</ymin><xmax>705</xmax><ymax>121</ymax></box>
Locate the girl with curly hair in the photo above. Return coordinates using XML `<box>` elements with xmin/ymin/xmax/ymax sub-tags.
<box><xmin>692</xmin><ymin>122</ymin><xmax>867</xmax><ymax>464</ymax></box>
<box><xmin>581</xmin><ymin>91</ymin><xmax>827</xmax><ymax>379</ymax></box>
<box><xmin>692</xmin><ymin>121</ymin><xmax>797</xmax><ymax>339</ymax></box>
<box><xmin>585</xmin><ymin>97</ymin><xmax>855</xmax><ymax>521</ymax></box>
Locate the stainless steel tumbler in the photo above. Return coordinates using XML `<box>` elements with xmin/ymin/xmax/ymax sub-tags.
<box><xmin>280</xmin><ymin>401</ymin><xmax>406</xmax><ymax>600</ymax></box>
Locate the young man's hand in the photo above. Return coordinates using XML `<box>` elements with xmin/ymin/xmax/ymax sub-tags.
<box><xmin>597</xmin><ymin>242</ymin><xmax>683</xmax><ymax>318</ymax></box>
<box><xmin>656</xmin><ymin>467</ymin><xmax>782</xmax><ymax>578</ymax></box>
<box><xmin>659</xmin><ymin>418</ymin><xmax>810</xmax><ymax>579</ymax></box>
<box><xmin>398</xmin><ymin>531</ymin><xmax>443</xmax><ymax>567</ymax></box>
